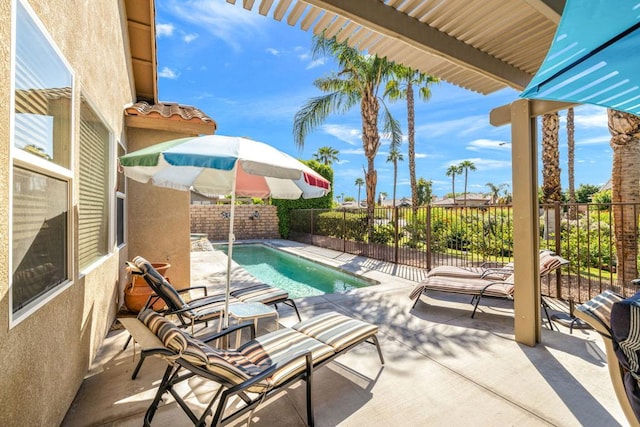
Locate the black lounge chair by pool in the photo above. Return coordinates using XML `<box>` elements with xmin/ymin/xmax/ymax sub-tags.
<box><xmin>123</xmin><ymin>256</ymin><xmax>301</xmax><ymax>379</ymax></box>
<box><xmin>120</xmin><ymin>309</ymin><xmax>384</xmax><ymax>426</ymax></box>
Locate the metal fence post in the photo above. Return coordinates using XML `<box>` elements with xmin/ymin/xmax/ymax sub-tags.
<box><xmin>554</xmin><ymin>201</ymin><xmax>562</xmax><ymax>298</ymax></box>
<box><xmin>342</xmin><ymin>209</ymin><xmax>346</xmax><ymax>253</ymax></box>
<box><xmin>394</xmin><ymin>206</ymin><xmax>399</xmax><ymax>263</ymax></box>
<box><xmin>426</xmin><ymin>206</ymin><xmax>432</xmax><ymax>271</ymax></box>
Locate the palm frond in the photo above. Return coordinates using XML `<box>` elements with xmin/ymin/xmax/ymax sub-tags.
<box><xmin>381</xmin><ymin>102</ymin><xmax>403</xmax><ymax>152</ymax></box>
<box><xmin>293</xmin><ymin>92</ymin><xmax>352</xmax><ymax>148</ymax></box>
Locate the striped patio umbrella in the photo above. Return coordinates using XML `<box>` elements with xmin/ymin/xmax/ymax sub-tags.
<box><xmin>119</xmin><ymin>134</ymin><xmax>331</xmax><ymax>327</ymax></box>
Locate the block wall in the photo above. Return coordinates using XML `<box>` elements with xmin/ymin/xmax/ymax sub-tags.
<box><xmin>190</xmin><ymin>204</ymin><xmax>280</xmax><ymax>240</ymax></box>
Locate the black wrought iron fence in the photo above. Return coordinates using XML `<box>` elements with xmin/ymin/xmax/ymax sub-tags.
<box><xmin>289</xmin><ymin>202</ymin><xmax>640</xmax><ymax>302</ymax></box>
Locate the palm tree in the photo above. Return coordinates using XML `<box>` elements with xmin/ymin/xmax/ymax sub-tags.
<box><xmin>416</xmin><ymin>177</ymin><xmax>432</xmax><ymax>206</ymax></box>
<box><xmin>385</xmin><ymin>65</ymin><xmax>438</xmax><ymax>213</ymax></box>
<box><xmin>567</xmin><ymin>108</ymin><xmax>577</xmax><ymax>219</ymax></box>
<box><xmin>446</xmin><ymin>164</ymin><xmax>462</xmax><ymax>204</ymax></box>
<box><xmin>354</xmin><ymin>177</ymin><xmax>364</xmax><ymax>206</ymax></box>
<box><xmin>313</xmin><ymin>146</ymin><xmax>339</xmax><ymax>165</ymax></box>
<box><xmin>459</xmin><ymin>160</ymin><xmax>476</xmax><ymax>204</ymax></box>
<box><xmin>486</xmin><ymin>182</ymin><xmax>507</xmax><ymax>204</ymax></box>
<box><xmin>541</xmin><ymin>112</ymin><xmax>561</xmax><ymax>239</ymax></box>
<box><xmin>387</xmin><ymin>149</ymin><xmax>404</xmax><ymax>208</ymax></box>
<box><xmin>293</xmin><ymin>35</ymin><xmax>402</xmax><ymax>238</ymax></box>
<box><xmin>608</xmin><ymin>109</ymin><xmax>640</xmax><ymax>289</ymax></box>
<box><xmin>541</xmin><ymin>113</ymin><xmax>562</xmax><ymax>202</ymax></box>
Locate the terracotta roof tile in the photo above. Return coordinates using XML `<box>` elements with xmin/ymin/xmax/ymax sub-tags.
<box><xmin>125</xmin><ymin>101</ymin><xmax>217</xmax><ymax>130</ymax></box>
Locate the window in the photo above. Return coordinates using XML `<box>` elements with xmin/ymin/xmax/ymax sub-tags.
<box><xmin>78</xmin><ymin>95</ymin><xmax>111</xmax><ymax>269</ymax></box>
<box><xmin>11</xmin><ymin>0</ymin><xmax>73</xmax><ymax>322</ymax></box>
<box><xmin>12</xmin><ymin>168</ymin><xmax>69</xmax><ymax>313</ymax></box>
<box><xmin>116</xmin><ymin>144</ymin><xmax>126</xmax><ymax>247</ymax></box>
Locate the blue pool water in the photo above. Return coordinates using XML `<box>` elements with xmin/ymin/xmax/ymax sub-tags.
<box><xmin>218</xmin><ymin>244</ymin><xmax>374</xmax><ymax>299</ymax></box>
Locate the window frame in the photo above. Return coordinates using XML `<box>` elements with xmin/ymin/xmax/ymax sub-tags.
<box><xmin>9</xmin><ymin>0</ymin><xmax>75</xmax><ymax>327</ymax></box>
<box><xmin>77</xmin><ymin>90</ymin><xmax>115</xmax><ymax>274</ymax></box>
<box><xmin>116</xmin><ymin>141</ymin><xmax>127</xmax><ymax>249</ymax></box>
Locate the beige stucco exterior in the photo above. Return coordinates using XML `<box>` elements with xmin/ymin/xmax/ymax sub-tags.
<box><xmin>126</xmin><ymin>128</ymin><xmax>194</xmax><ymax>290</ymax></box>
<box><xmin>0</xmin><ymin>0</ymin><xmax>137</xmax><ymax>424</ymax></box>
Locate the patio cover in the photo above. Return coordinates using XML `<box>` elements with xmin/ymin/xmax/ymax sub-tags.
<box><xmin>521</xmin><ymin>0</ymin><xmax>640</xmax><ymax>115</ymax></box>
<box><xmin>226</xmin><ymin>0</ymin><xmax>569</xmax><ymax>346</ymax></box>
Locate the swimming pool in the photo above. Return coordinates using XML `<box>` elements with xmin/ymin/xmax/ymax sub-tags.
<box><xmin>217</xmin><ymin>244</ymin><xmax>376</xmax><ymax>299</ymax></box>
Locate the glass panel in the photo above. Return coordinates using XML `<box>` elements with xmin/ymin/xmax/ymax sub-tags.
<box><xmin>117</xmin><ymin>196</ymin><xmax>125</xmax><ymax>246</ymax></box>
<box><xmin>78</xmin><ymin>97</ymin><xmax>110</xmax><ymax>269</ymax></box>
<box><xmin>12</xmin><ymin>168</ymin><xmax>68</xmax><ymax>313</ymax></box>
<box><xmin>14</xmin><ymin>1</ymin><xmax>72</xmax><ymax>168</ymax></box>
<box><xmin>117</xmin><ymin>144</ymin><xmax>125</xmax><ymax>193</ymax></box>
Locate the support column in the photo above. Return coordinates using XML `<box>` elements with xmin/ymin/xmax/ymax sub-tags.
<box><xmin>511</xmin><ymin>99</ymin><xmax>541</xmax><ymax>346</ymax></box>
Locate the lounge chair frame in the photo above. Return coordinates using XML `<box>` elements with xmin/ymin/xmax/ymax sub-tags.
<box><xmin>121</xmin><ymin>312</ymin><xmax>384</xmax><ymax>427</ymax></box>
<box><xmin>124</xmin><ymin>256</ymin><xmax>302</xmax><ymax>379</ymax></box>
<box><xmin>410</xmin><ymin>254</ymin><xmax>568</xmax><ymax>324</ymax></box>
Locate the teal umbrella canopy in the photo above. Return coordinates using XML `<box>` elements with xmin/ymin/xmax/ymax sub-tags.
<box><xmin>521</xmin><ymin>0</ymin><xmax>640</xmax><ymax>115</ymax></box>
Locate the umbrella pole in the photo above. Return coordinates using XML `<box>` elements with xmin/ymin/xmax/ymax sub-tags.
<box><xmin>224</xmin><ymin>165</ymin><xmax>237</xmax><ymax>330</ymax></box>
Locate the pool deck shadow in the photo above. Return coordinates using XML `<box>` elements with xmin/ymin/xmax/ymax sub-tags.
<box><xmin>63</xmin><ymin>239</ymin><xmax>626</xmax><ymax>426</ymax></box>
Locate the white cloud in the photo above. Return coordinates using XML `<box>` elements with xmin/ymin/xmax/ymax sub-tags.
<box><xmin>298</xmin><ymin>53</ymin><xmax>310</xmax><ymax>61</ymax></box>
<box><xmin>158</xmin><ymin>66</ymin><xmax>179</xmax><ymax>79</ymax></box>
<box><xmin>306</xmin><ymin>58</ymin><xmax>326</xmax><ymax>70</ymax></box>
<box><xmin>157</xmin><ymin>23</ymin><xmax>174</xmax><ymax>37</ymax></box>
<box><xmin>415</xmin><ymin>115</ymin><xmax>489</xmax><ymax>138</ymax></box>
<box><xmin>183</xmin><ymin>33</ymin><xmax>199</xmax><ymax>43</ymax></box>
<box><xmin>572</xmin><ymin>105</ymin><xmax>608</xmax><ymax>129</ymax></box>
<box><xmin>341</xmin><ymin>148</ymin><xmax>365</xmax><ymax>155</ymax></box>
<box><xmin>466</xmin><ymin>138</ymin><xmax>510</xmax><ymax>151</ymax></box>
<box><xmin>577</xmin><ymin>135</ymin><xmax>610</xmax><ymax>145</ymax></box>
<box><xmin>446</xmin><ymin>157</ymin><xmax>511</xmax><ymax>170</ymax></box>
<box><xmin>164</xmin><ymin>0</ymin><xmax>265</xmax><ymax>52</ymax></box>
<box><xmin>415</xmin><ymin>153</ymin><xmax>430</xmax><ymax>159</ymax></box>
<box><xmin>321</xmin><ymin>124</ymin><xmax>361</xmax><ymax>146</ymax></box>
<box><xmin>266</xmin><ymin>48</ymin><xmax>280</xmax><ymax>56</ymax></box>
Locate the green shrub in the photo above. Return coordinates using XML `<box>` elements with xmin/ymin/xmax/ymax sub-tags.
<box><xmin>273</xmin><ymin>160</ymin><xmax>333</xmax><ymax>238</ymax></box>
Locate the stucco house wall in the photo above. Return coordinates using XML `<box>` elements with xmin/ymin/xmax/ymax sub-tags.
<box><xmin>126</xmin><ymin>128</ymin><xmax>193</xmax><ymax>289</ymax></box>
<box><xmin>0</xmin><ymin>1</ymin><xmax>135</xmax><ymax>424</ymax></box>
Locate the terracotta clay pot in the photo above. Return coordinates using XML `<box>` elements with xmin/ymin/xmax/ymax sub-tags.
<box><xmin>123</xmin><ymin>262</ymin><xmax>171</xmax><ymax>313</ymax></box>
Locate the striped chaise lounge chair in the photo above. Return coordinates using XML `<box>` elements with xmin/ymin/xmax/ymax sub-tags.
<box><xmin>409</xmin><ymin>253</ymin><xmax>568</xmax><ymax>319</ymax></box>
<box><xmin>124</xmin><ymin>256</ymin><xmax>301</xmax><ymax>379</ymax></box>
<box><xmin>120</xmin><ymin>309</ymin><xmax>384</xmax><ymax>427</ymax></box>
<box><xmin>424</xmin><ymin>250</ymin><xmax>557</xmax><ymax>281</ymax></box>
<box><xmin>575</xmin><ymin>289</ymin><xmax>640</xmax><ymax>426</ymax></box>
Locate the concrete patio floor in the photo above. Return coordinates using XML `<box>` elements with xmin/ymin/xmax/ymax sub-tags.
<box><xmin>63</xmin><ymin>240</ymin><xmax>626</xmax><ymax>426</ymax></box>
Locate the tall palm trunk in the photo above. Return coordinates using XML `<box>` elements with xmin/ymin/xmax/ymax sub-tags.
<box><xmin>542</xmin><ymin>112</ymin><xmax>561</xmax><ymax>239</ymax></box>
<box><xmin>567</xmin><ymin>108</ymin><xmax>577</xmax><ymax>219</ymax></box>
<box><xmin>608</xmin><ymin>109</ymin><xmax>640</xmax><ymax>290</ymax></box>
<box><xmin>392</xmin><ymin>159</ymin><xmax>398</xmax><ymax>210</ymax></box>
<box><xmin>542</xmin><ymin>113</ymin><xmax>561</xmax><ymax>202</ymax></box>
<box><xmin>451</xmin><ymin>174</ymin><xmax>456</xmax><ymax>204</ymax></box>
<box><xmin>361</xmin><ymin>90</ymin><xmax>380</xmax><ymax>239</ymax></box>
<box><xmin>406</xmin><ymin>81</ymin><xmax>417</xmax><ymax>213</ymax></box>
<box><xmin>463</xmin><ymin>170</ymin><xmax>469</xmax><ymax>204</ymax></box>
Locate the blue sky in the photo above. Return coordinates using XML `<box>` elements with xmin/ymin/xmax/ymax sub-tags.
<box><xmin>154</xmin><ymin>0</ymin><xmax>613</xmax><ymax>200</ymax></box>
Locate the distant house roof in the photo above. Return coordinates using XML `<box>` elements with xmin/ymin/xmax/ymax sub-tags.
<box><xmin>432</xmin><ymin>194</ymin><xmax>492</xmax><ymax>206</ymax></box>
<box><xmin>124</xmin><ymin>101</ymin><xmax>217</xmax><ymax>135</ymax></box>
<box><xmin>380</xmin><ymin>197</ymin><xmax>411</xmax><ymax>207</ymax></box>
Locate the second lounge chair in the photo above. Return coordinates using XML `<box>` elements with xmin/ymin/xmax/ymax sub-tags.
<box><xmin>409</xmin><ymin>253</ymin><xmax>568</xmax><ymax>320</ymax></box>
